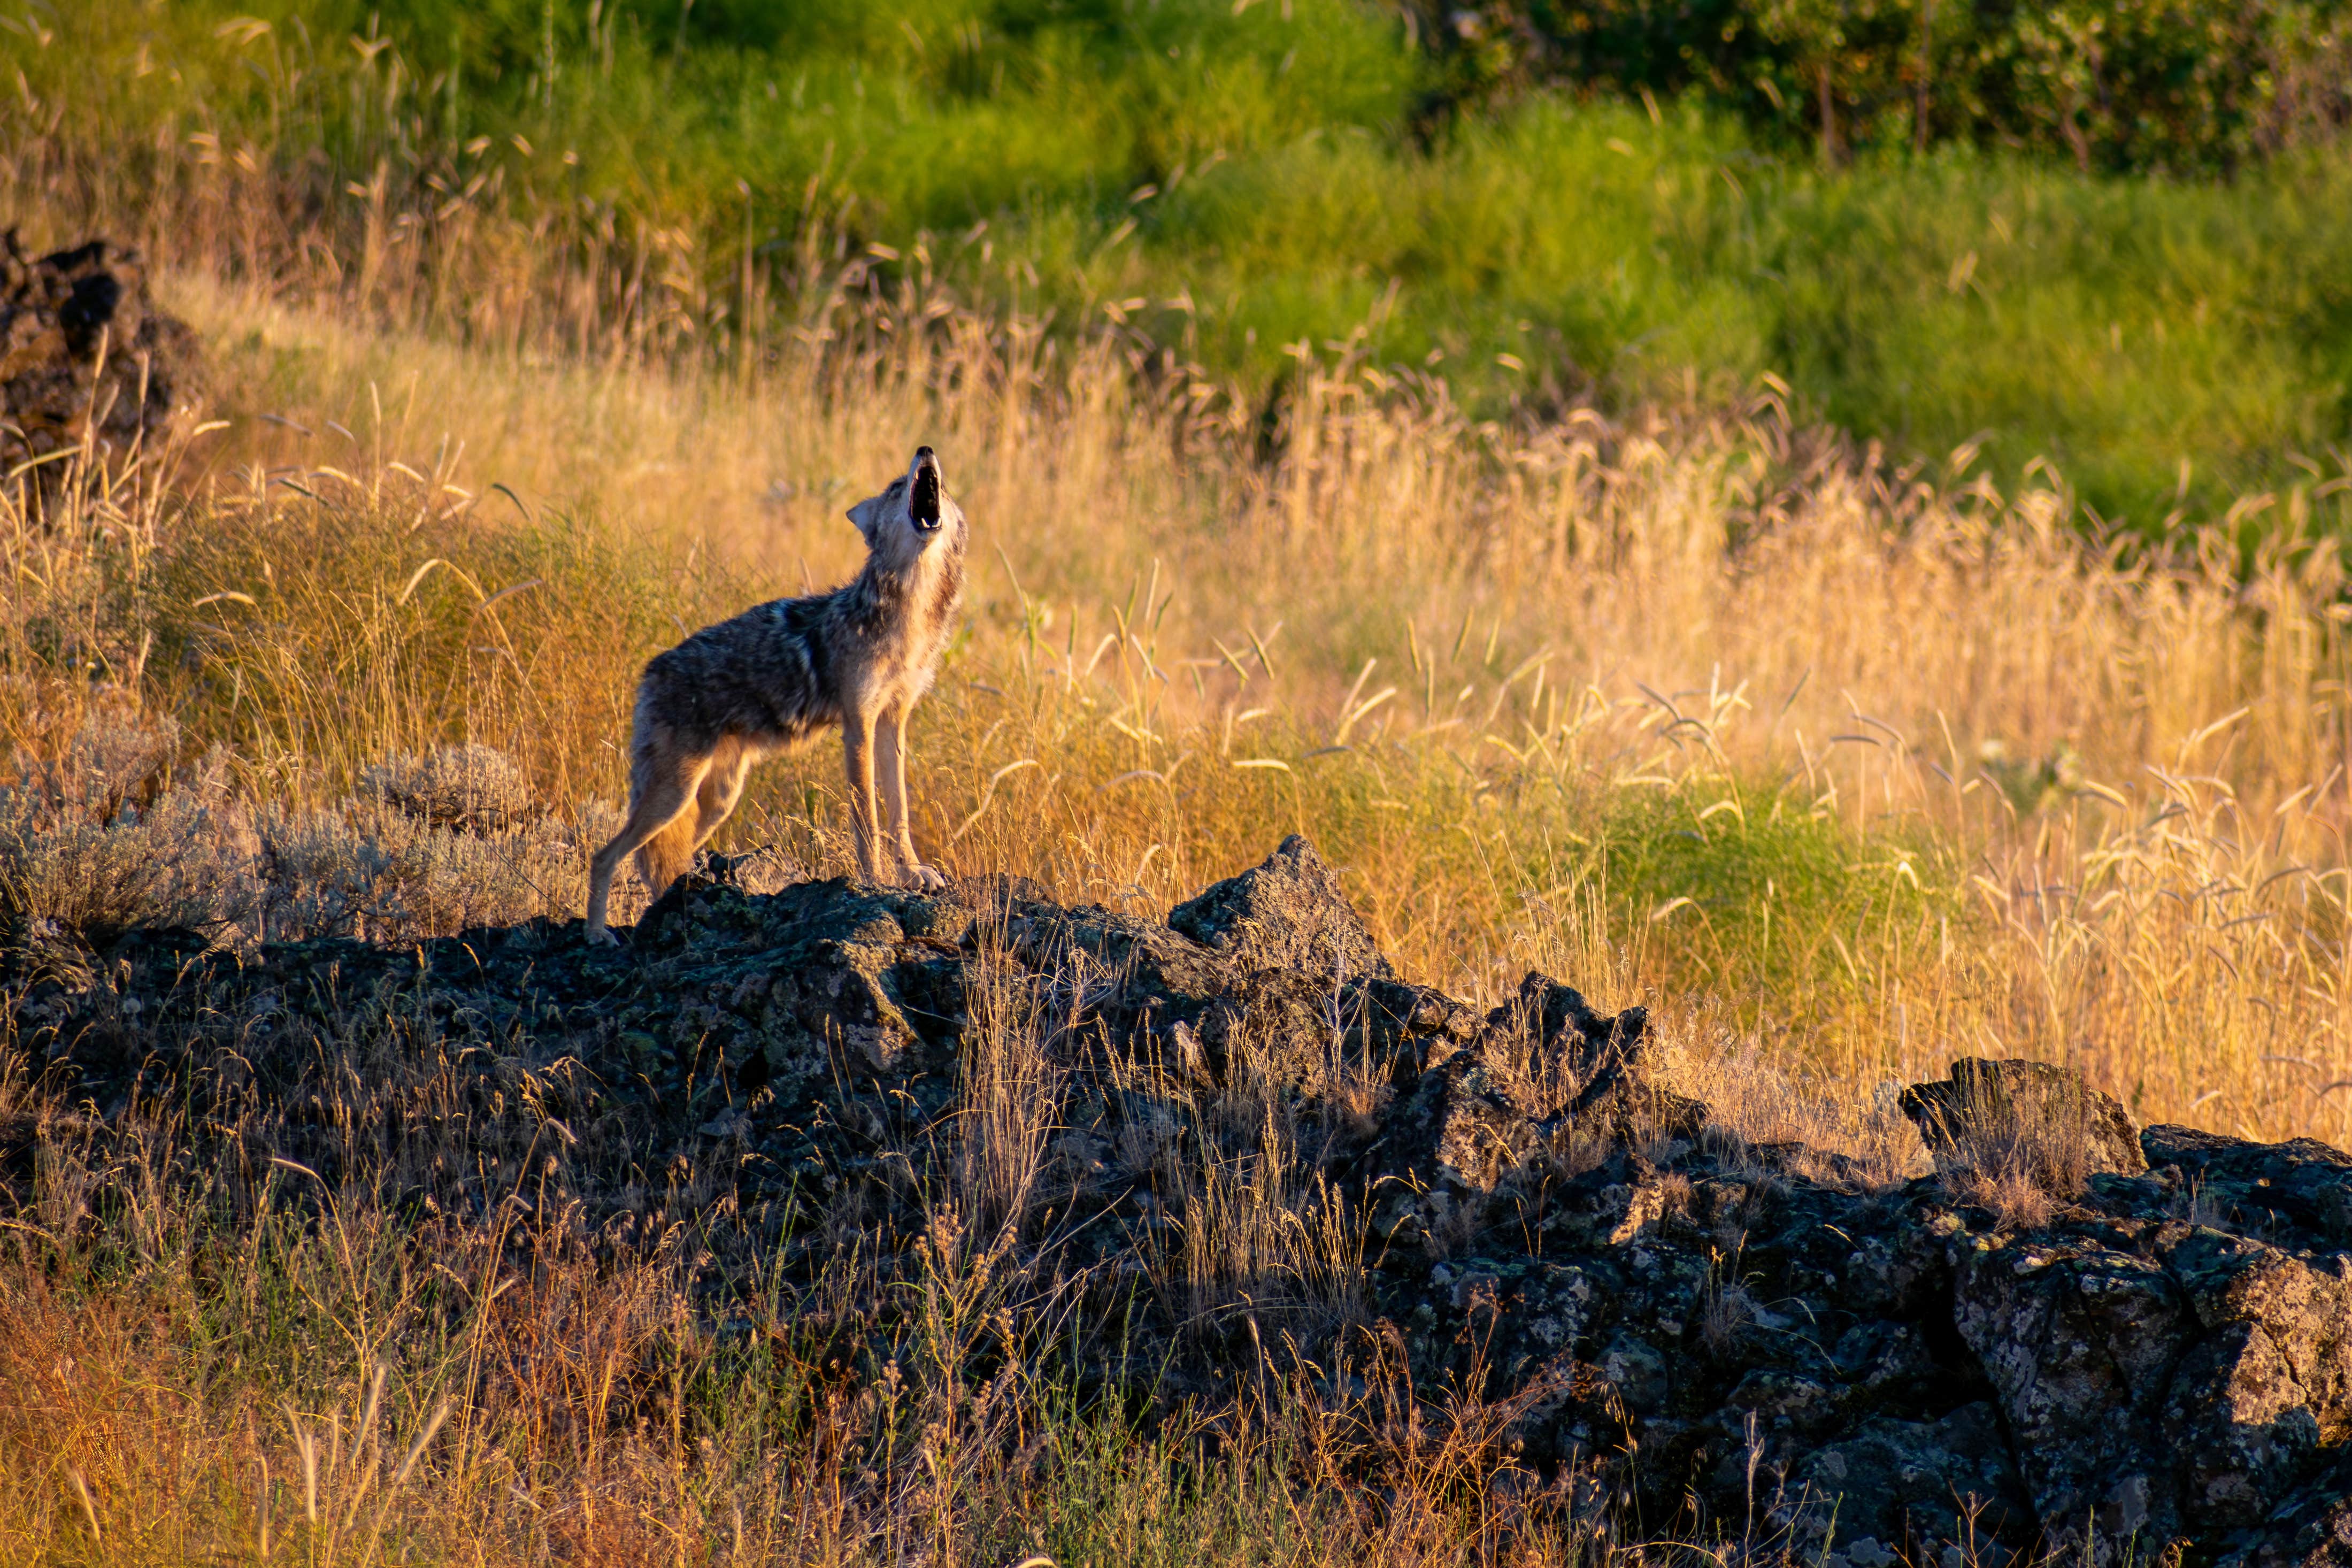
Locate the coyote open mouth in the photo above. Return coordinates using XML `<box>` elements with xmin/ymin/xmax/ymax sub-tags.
<box><xmin>910</xmin><ymin>462</ymin><xmax>941</xmax><ymax>531</ymax></box>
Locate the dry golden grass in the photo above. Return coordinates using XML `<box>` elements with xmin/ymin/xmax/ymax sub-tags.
<box><xmin>2</xmin><ymin>140</ymin><xmax>2350</xmax><ymax>1565</ymax></box>
<box><xmin>7</xmin><ymin>246</ymin><xmax>2341</xmax><ymax>1146</ymax></box>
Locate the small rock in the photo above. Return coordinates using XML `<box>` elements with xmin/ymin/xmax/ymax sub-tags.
<box><xmin>1901</xmin><ymin>1057</ymin><xmax>2147</xmax><ymax>1185</ymax></box>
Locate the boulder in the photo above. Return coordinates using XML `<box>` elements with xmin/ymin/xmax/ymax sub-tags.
<box><xmin>1901</xmin><ymin>1056</ymin><xmax>2148</xmax><ymax>1185</ymax></box>
<box><xmin>0</xmin><ymin>233</ymin><xmax>198</xmax><ymax>512</ymax></box>
<box><xmin>1355</xmin><ymin>971</ymin><xmax>1679</xmax><ymax>1255</ymax></box>
<box><xmin>1779</xmin><ymin>1403</ymin><xmax>2034</xmax><ymax>1561</ymax></box>
<box><xmin>1949</xmin><ymin>1198</ymin><xmax>2352</xmax><ymax>1559</ymax></box>
<box><xmin>1364</xmin><ymin>1040</ymin><xmax>1547</xmax><ymax>1252</ymax></box>
<box><xmin>2140</xmin><ymin>1123</ymin><xmax>2352</xmax><ymax>1247</ymax></box>
<box><xmin>1168</xmin><ymin>833</ymin><xmax>1393</xmax><ymax>983</ymax></box>
<box><xmin>2219</xmin><ymin>1465</ymin><xmax>2352</xmax><ymax>1568</ymax></box>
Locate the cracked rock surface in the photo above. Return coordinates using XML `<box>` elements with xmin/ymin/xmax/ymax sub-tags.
<box><xmin>8</xmin><ymin>835</ymin><xmax>2352</xmax><ymax>1562</ymax></box>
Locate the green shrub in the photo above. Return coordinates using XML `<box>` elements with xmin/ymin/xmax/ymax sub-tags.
<box><xmin>1414</xmin><ymin>0</ymin><xmax>2352</xmax><ymax>172</ymax></box>
<box><xmin>1592</xmin><ymin>781</ymin><xmax>1957</xmax><ymax>1009</ymax></box>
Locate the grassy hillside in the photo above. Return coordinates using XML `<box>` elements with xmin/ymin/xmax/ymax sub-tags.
<box><xmin>11</xmin><ymin>0</ymin><xmax>2352</xmax><ymax>531</ymax></box>
<box><xmin>5</xmin><ymin>258</ymin><xmax>2347</xmax><ymax>1137</ymax></box>
<box><xmin>4</xmin><ymin>10</ymin><xmax>2352</xmax><ymax>1562</ymax></box>
<box><xmin>0</xmin><ymin>216</ymin><xmax>2348</xmax><ymax>1568</ymax></box>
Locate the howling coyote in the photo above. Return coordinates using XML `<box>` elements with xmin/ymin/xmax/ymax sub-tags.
<box><xmin>584</xmin><ymin>447</ymin><xmax>968</xmax><ymax>943</ymax></box>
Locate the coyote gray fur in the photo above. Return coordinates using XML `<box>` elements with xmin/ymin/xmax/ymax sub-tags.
<box><xmin>583</xmin><ymin>446</ymin><xmax>967</xmax><ymax>943</ymax></box>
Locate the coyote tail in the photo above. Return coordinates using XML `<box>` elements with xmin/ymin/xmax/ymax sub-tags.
<box><xmin>633</xmin><ymin>811</ymin><xmax>699</xmax><ymax>900</ymax></box>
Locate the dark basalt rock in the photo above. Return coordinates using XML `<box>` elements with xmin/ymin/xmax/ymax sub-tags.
<box><xmin>0</xmin><ymin>232</ymin><xmax>198</xmax><ymax>512</ymax></box>
<box><xmin>2221</xmin><ymin>1467</ymin><xmax>2352</xmax><ymax>1568</ymax></box>
<box><xmin>2139</xmin><ymin>1123</ymin><xmax>2352</xmax><ymax>1248</ymax></box>
<box><xmin>1169</xmin><ymin>833</ymin><xmax>1393</xmax><ymax>983</ymax></box>
<box><xmin>1780</xmin><ymin>1403</ymin><xmax>2034</xmax><ymax>1556</ymax></box>
<box><xmin>9</xmin><ymin>836</ymin><xmax>2352</xmax><ymax>1564</ymax></box>
<box><xmin>1902</xmin><ymin>1056</ymin><xmax>2148</xmax><ymax>1181</ymax></box>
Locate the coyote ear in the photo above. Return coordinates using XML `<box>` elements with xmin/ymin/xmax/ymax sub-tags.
<box><xmin>846</xmin><ymin>494</ymin><xmax>882</xmax><ymax>543</ymax></box>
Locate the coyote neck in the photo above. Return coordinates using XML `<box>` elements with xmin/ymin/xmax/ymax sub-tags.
<box><xmin>841</xmin><ymin>534</ymin><xmax>965</xmax><ymax>655</ymax></box>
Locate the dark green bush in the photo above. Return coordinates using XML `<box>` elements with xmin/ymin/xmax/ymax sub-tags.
<box><xmin>1413</xmin><ymin>0</ymin><xmax>2352</xmax><ymax>171</ymax></box>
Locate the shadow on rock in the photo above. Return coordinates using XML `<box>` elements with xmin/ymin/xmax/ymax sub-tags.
<box><xmin>7</xmin><ymin>835</ymin><xmax>2352</xmax><ymax>1564</ymax></box>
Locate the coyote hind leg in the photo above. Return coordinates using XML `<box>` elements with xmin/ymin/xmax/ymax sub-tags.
<box><xmin>689</xmin><ymin>741</ymin><xmax>750</xmax><ymax>854</ymax></box>
<box><xmin>585</xmin><ymin>736</ymin><xmax>710</xmax><ymax>944</ymax></box>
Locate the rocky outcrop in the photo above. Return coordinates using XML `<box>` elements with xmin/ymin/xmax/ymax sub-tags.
<box><xmin>1</xmin><ymin>233</ymin><xmax>198</xmax><ymax>512</ymax></box>
<box><xmin>1169</xmin><ymin>832</ymin><xmax>1394</xmax><ymax>983</ymax></box>
<box><xmin>8</xmin><ymin>836</ymin><xmax>2352</xmax><ymax>1562</ymax></box>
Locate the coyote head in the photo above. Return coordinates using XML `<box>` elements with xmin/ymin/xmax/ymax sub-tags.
<box><xmin>847</xmin><ymin>447</ymin><xmax>964</xmax><ymax>568</ymax></box>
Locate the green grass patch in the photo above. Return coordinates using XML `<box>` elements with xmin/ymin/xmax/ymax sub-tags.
<box><xmin>16</xmin><ymin>3</ymin><xmax>2352</xmax><ymax>530</ymax></box>
<box><xmin>1588</xmin><ymin>781</ymin><xmax>1958</xmax><ymax>1013</ymax></box>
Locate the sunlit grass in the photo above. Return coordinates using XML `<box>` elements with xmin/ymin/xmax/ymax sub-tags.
<box><xmin>11</xmin><ymin>4</ymin><xmax>2352</xmax><ymax>523</ymax></box>
<box><xmin>3</xmin><ymin>28</ymin><xmax>2352</xmax><ymax>1557</ymax></box>
<box><xmin>2</xmin><ymin>250</ymin><xmax>2343</xmax><ymax>1143</ymax></box>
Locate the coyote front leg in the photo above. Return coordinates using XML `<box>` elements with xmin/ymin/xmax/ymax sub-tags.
<box><xmin>843</xmin><ymin>710</ymin><xmax>882</xmax><ymax>883</ymax></box>
<box><xmin>876</xmin><ymin>704</ymin><xmax>946</xmax><ymax>890</ymax></box>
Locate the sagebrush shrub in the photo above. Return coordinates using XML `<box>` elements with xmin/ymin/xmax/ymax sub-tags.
<box><xmin>0</xmin><ymin>716</ymin><xmax>252</xmax><ymax>943</ymax></box>
<box><xmin>362</xmin><ymin>743</ymin><xmax>536</xmax><ymax>834</ymax></box>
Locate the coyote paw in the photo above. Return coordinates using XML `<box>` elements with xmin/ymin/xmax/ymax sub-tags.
<box><xmin>905</xmin><ymin>863</ymin><xmax>948</xmax><ymax>893</ymax></box>
<box><xmin>583</xmin><ymin>924</ymin><xmax>619</xmax><ymax>947</ymax></box>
